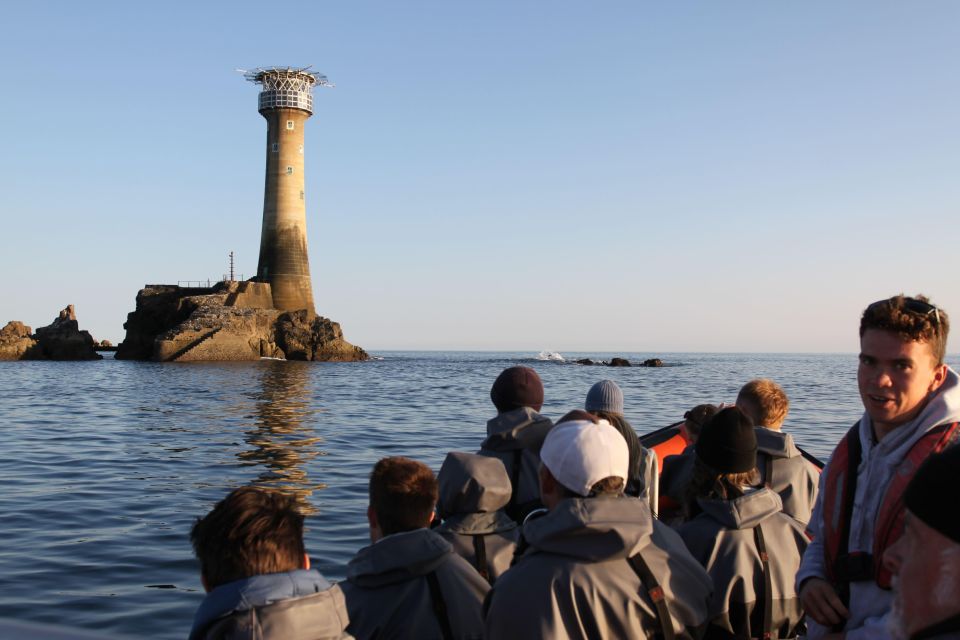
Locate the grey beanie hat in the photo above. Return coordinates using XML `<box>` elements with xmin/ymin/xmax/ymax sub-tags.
<box><xmin>585</xmin><ymin>380</ymin><xmax>624</xmax><ymax>415</ymax></box>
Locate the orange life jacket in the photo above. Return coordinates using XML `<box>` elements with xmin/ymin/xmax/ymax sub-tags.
<box><xmin>822</xmin><ymin>420</ymin><xmax>958</xmax><ymax>591</ymax></box>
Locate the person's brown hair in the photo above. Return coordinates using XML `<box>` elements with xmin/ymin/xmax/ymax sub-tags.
<box><xmin>737</xmin><ymin>379</ymin><xmax>789</xmax><ymax>428</ymax></box>
<box><xmin>370</xmin><ymin>456</ymin><xmax>438</xmax><ymax>536</ymax></box>
<box><xmin>190</xmin><ymin>486</ymin><xmax>306</xmax><ymax>589</ymax></box>
<box><xmin>682</xmin><ymin>457</ymin><xmax>759</xmax><ymax>521</ymax></box>
<box><xmin>861</xmin><ymin>294</ymin><xmax>950</xmax><ymax>366</ymax></box>
<box><xmin>558</xmin><ymin>475</ymin><xmax>625</xmax><ymax>499</ymax></box>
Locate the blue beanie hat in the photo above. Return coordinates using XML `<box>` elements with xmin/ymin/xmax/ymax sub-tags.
<box><xmin>585</xmin><ymin>380</ymin><xmax>624</xmax><ymax>416</ymax></box>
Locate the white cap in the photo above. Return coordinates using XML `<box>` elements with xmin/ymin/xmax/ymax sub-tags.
<box><xmin>540</xmin><ymin>419</ymin><xmax>629</xmax><ymax>497</ymax></box>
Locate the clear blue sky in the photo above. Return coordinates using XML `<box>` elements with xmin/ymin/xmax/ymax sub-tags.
<box><xmin>1</xmin><ymin>2</ymin><xmax>958</xmax><ymax>352</ymax></box>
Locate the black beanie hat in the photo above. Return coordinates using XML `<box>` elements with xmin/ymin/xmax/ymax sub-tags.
<box><xmin>904</xmin><ymin>445</ymin><xmax>960</xmax><ymax>544</ymax></box>
<box><xmin>490</xmin><ymin>366</ymin><xmax>544</xmax><ymax>413</ymax></box>
<box><xmin>696</xmin><ymin>407</ymin><xmax>757</xmax><ymax>474</ymax></box>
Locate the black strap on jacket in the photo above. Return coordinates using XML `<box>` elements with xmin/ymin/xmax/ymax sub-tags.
<box><xmin>627</xmin><ymin>552</ymin><xmax>676</xmax><ymax>640</ymax></box>
<box><xmin>764</xmin><ymin>452</ymin><xmax>774</xmax><ymax>490</ymax></box>
<box><xmin>426</xmin><ymin>570</ymin><xmax>454</xmax><ymax>640</ymax></box>
<box><xmin>753</xmin><ymin>523</ymin><xmax>774</xmax><ymax>640</ymax></box>
<box><xmin>834</xmin><ymin>422</ymin><xmax>864</xmax><ymax>628</ymax></box>
<box><xmin>510</xmin><ymin>449</ymin><xmax>523</xmax><ymax>508</ymax></box>
<box><xmin>472</xmin><ymin>534</ymin><xmax>490</xmax><ymax>583</ymax></box>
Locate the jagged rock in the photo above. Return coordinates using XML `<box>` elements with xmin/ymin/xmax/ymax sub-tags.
<box><xmin>609</xmin><ymin>357</ymin><xmax>631</xmax><ymax>367</ymax></box>
<box><xmin>99</xmin><ymin>339</ymin><xmax>113</xmax><ymax>348</ymax></box>
<box><xmin>276</xmin><ymin>311</ymin><xmax>369</xmax><ymax>362</ymax></box>
<box><xmin>641</xmin><ymin>358</ymin><xmax>663</xmax><ymax>367</ymax></box>
<box><xmin>0</xmin><ymin>321</ymin><xmax>40</xmax><ymax>360</ymax></box>
<box><xmin>0</xmin><ymin>306</ymin><xmax>102</xmax><ymax>360</ymax></box>
<box><xmin>32</xmin><ymin>305</ymin><xmax>102</xmax><ymax>360</ymax></box>
<box><xmin>117</xmin><ymin>283</ymin><xmax>368</xmax><ymax>362</ymax></box>
<box><xmin>575</xmin><ymin>358</ymin><xmax>595</xmax><ymax>365</ymax></box>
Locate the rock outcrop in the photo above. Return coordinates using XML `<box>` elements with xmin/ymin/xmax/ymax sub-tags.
<box><xmin>609</xmin><ymin>357</ymin><xmax>631</xmax><ymax>367</ymax></box>
<box><xmin>117</xmin><ymin>282</ymin><xmax>368</xmax><ymax>363</ymax></box>
<box><xmin>641</xmin><ymin>358</ymin><xmax>664</xmax><ymax>367</ymax></box>
<box><xmin>0</xmin><ymin>306</ymin><xmax>102</xmax><ymax>360</ymax></box>
<box><xmin>0</xmin><ymin>321</ymin><xmax>39</xmax><ymax>360</ymax></box>
<box><xmin>276</xmin><ymin>311</ymin><xmax>369</xmax><ymax>361</ymax></box>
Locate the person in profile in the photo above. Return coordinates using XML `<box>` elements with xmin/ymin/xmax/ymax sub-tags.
<box><xmin>478</xmin><ymin>365</ymin><xmax>554</xmax><ymax>522</ymax></box>
<box><xmin>883</xmin><ymin>444</ymin><xmax>960</xmax><ymax>639</ymax></box>
<box><xmin>736</xmin><ymin>378</ymin><xmax>819</xmax><ymax>524</ymax></box>
<box><xmin>584</xmin><ymin>379</ymin><xmax>659</xmax><ymax>511</ymax></box>
<box><xmin>341</xmin><ymin>456</ymin><xmax>488</xmax><ymax>640</ymax></box>
<box><xmin>434</xmin><ymin>451</ymin><xmax>520</xmax><ymax>584</ymax></box>
<box><xmin>658</xmin><ymin>403</ymin><xmax>719</xmax><ymax>523</ymax></box>
<box><xmin>188</xmin><ymin>486</ymin><xmax>350</xmax><ymax>640</ymax></box>
<box><xmin>678</xmin><ymin>407</ymin><xmax>808</xmax><ymax>639</ymax></box>
<box><xmin>798</xmin><ymin>294</ymin><xmax>960</xmax><ymax>639</ymax></box>
<box><xmin>484</xmin><ymin>416</ymin><xmax>712</xmax><ymax>639</ymax></box>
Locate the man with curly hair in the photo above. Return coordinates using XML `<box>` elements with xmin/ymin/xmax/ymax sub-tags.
<box><xmin>797</xmin><ymin>294</ymin><xmax>960</xmax><ymax>639</ymax></box>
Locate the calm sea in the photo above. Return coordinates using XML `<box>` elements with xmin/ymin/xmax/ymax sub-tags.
<box><xmin>2</xmin><ymin>351</ymin><xmax>956</xmax><ymax>638</ymax></box>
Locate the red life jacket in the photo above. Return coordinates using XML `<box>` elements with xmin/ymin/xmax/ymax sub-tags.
<box><xmin>822</xmin><ymin>420</ymin><xmax>958</xmax><ymax>590</ymax></box>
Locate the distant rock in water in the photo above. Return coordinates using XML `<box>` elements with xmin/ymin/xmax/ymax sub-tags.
<box><xmin>116</xmin><ymin>282</ymin><xmax>368</xmax><ymax>363</ymax></box>
<box><xmin>608</xmin><ymin>357</ymin><xmax>631</xmax><ymax>367</ymax></box>
<box><xmin>576</xmin><ymin>358</ymin><xmax>595</xmax><ymax>366</ymax></box>
<box><xmin>641</xmin><ymin>358</ymin><xmax>664</xmax><ymax>367</ymax></box>
<box><xmin>0</xmin><ymin>305</ymin><xmax>102</xmax><ymax>360</ymax></box>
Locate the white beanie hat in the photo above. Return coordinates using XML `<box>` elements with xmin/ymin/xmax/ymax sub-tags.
<box><xmin>540</xmin><ymin>419</ymin><xmax>629</xmax><ymax>497</ymax></box>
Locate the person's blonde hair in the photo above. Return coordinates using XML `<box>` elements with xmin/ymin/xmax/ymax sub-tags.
<box><xmin>737</xmin><ymin>379</ymin><xmax>789</xmax><ymax>428</ymax></box>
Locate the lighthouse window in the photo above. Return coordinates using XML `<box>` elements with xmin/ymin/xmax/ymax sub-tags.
<box><xmin>286</xmin><ymin>166</ymin><xmax>294</xmax><ymax>175</ymax></box>
<box><xmin>286</xmin><ymin>120</ymin><xmax>295</xmax><ymax>130</ymax></box>
<box><xmin>298</xmin><ymin>144</ymin><xmax>303</xmax><ymax>155</ymax></box>
<box><xmin>300</xmin><ymin>190</ymin><xmax>304</xmax><ymax>200</ymax></box>
<box><xmin>271</xmin><ymin>143</ymin><xmax>279</xmax><ymax>153</ymax></box>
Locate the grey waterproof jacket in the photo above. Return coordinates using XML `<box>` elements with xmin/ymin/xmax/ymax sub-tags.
<box><xmin>435</xmin><ymin>452</ymin><xmax>520</xmax><ymax>583</ymax></box>
<box><xmin>189</xmin><ymin>569</ymin><xmax>352</xmax><ymax>640</ymax></box>
<box><xmin>484</xmin><ymin>496</ymin><xmax>713</xmax><ymax>639</ymax></box>
<box><xmin>755</xmin><ymin>428</ymin><xmax>819</xmax><ymax>525</ymax></box>
<box><xmin>477</xmin><ymin>407</ymin><xmax>553</xmax><ymax>521</ymax></box>
<box><xmin>679</xmin><ymin>488</ymin><xmax>808</xmax><ymax>639</ymax></box>
<box><xmin>341</xmin><ymin>528</ymin><xmax>489</xmax><ymax>640</ymax></box>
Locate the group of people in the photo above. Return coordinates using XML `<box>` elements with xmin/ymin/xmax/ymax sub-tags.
<box><xmin>187</xmin><ymin>294</ymin><xmax>960</xmax><ymax>640</ymax></box>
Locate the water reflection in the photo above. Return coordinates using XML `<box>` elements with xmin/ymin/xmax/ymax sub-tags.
<box><xmin>239</xmin><ymin>361</ymin><xmax>326</xmax><ymax>514</ymax></box>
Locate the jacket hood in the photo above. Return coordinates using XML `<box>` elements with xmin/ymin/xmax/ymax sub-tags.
<box><xmin>481</xmin><ymin>407</ymin><xmax>553</xmax><ymax>452</ymax></box>
<box><xmin>755</xmin><ymin>427</ymin><xmax>802</xmax><ymax>459</ymax></box>
<box><xmin>346</xmin><ymin>528</ymin><xmax>452</xmax><ymax>588</ymax></box>
<box><xmin>524</xmin><ymin>496</ymin><xmax>652</xmax><ymax>561</ymax></box>
<box><xmin>437</xmin><ymin>510</ymin><xmax>518</xmax><ymax>535</ymax></box>
<box><xmin>189</xmin><ymin>569</ymin><xmax>343</xmax><ymax>639</ymax></box>
<box><xmin>437</xmin><ymin>451</ymin><xmax>512</xmax><ymax>517</ymax></box>
<box><xmin>696</xmin><ymin>487</ymin><xmax>783</xmax><ymax>530</ymax></box>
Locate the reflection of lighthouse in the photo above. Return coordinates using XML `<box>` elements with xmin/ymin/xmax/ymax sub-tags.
<box><xmin>244</xmin><ymin>67</ymin><xmax>332</xmax><ymax>314</ymax></box>
<box><xmin>240</xmin><ymin>361</ymin><xmax>324</xmax><ymax>513</ymax></box>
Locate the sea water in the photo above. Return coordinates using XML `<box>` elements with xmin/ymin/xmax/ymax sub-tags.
<box><xmin>2</xmin><ymin>351</ymin><xmax>955</xmax><ymax>638</ymax></box>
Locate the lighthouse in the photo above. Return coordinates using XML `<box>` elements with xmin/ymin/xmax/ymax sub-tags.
<box><xmin>244</xmin><ymin>66</ymin><xmax>331</xmax><ymax>314</ymax></box>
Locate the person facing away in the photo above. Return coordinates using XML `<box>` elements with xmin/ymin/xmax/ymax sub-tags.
<box><xmin>434</xmin><ymin>451</ymin><xmax>520</xmax><ymax>584</ymax></box>
<box><xmin>584</xmin><ymin>379</ymin><xmax>659</xmax><ymax>512</ymax></box>
<box><xmin>477</xmin><ymin>366</ymin><xmax>554</xmax><ymax>523</ymax></box>
<box><xmin>188</xmin><ymin>486</ymin><xmax>351</xmax><ymax>640</ymax></box>
<box><xmin>659</xmin><ymin>403</ymin><xmax>720</xmax><ymax>523</ymax></box>
<box><xmin>797</xmin><ymin>294</ymin><xmax>960</xmax><ymax>640</ymax></box>
<box><xmin>882</xmin><ymin>444</ymin><xmax>960</xmax><ymax>640</ymax></box>
<box><xmin>736</xmin><ymin>378</ymin><xmax>819</xmax><ymax>525</ymax></box>
<box><xmin>340</xmin><ymin>456</ymin><xmax>489</xmax><ymax>640</ymax></box>
<box><xmin>484</xmin><ymin>415</ymin><xmax>713</xmax><ymax>640</ymax></box>
<box><xmin>678</xmin><ymin>407</ymin><xmax>809</xmax><ymax>640</ymax></box>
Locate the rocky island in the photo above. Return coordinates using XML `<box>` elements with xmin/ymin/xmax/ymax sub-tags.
<box><xmin>115</xmin><ymin>281</ymin><xmax>367</xmax><ymax>362</ymax></box>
